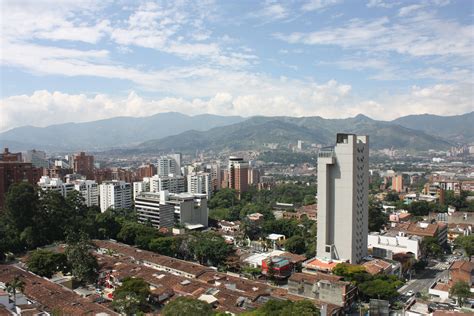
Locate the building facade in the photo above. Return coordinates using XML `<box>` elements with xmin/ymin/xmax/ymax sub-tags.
<box><xmin>0</xmin><ymin>148</ymin><xmax>42</xmax><ymax>209</ymax></box>
<box><xmin>228</xmin><ymin>156</ymin><xmax>249</xmax><ymax>194</ymax></box>
<box><xmin>99</xmin><ymin>180</ymin><xmax>132</xmax><ymax>212</ymax></box>
<box><xmin>73</xmin><ymin>152</ymin><xmax>94</xmax><ymax>179</ymax></box>
<box><xmin>38</xmin><ymin>176</ymin><xmax>75</xmax><ymax>197</ymax></box>
<box><xmin>150</xmin><ymin>175</ymin><xmax>186</xmax><ymax>194</ymax></box>
<box><xmin>73</xmin><ymin>179</ymin><xmax>99</xmax><ymax>207</ymax></box>
<box><xmin>316</xmin><ymin>134</ymin><xmax>369</xmax><ymax>264</ymax></box>
<box><xmin>187</xmin><ymin>172</ymin><xmax>212</xmax><ymax>199</ymax></box>
<box><xmin>135</xmin><ymin>191</ymin><xmax>175</xmax><ymax>229</ymax></box>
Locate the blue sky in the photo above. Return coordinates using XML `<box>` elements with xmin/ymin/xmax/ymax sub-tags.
<box><xmin>0</xmin><ymin>0</ymin><xmax>473</xmax><ymax>131</ymax></box>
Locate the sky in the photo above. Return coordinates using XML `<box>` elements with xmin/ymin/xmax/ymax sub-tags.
<box><xmin>0</xmin><ymin>0</ymin><xmax>473</xmax><ymax>132</ymax></box>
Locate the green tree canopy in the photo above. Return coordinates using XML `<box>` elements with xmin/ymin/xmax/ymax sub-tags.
<box><xmin>26</xmin><ymin>249</ymin><xmax>69</xmax><ymax>278</ymax></box>
<box><xmin>189</xmin><ymin>232</ymin><xmax>233</xmax><ymax>266</ymax></box>
<box><xmin>449</xmin><ymin>281</ymin><xmax>472</xmax><ymax>307</ymax></box>
<box><xmin>65</xmin><ymin>234</ymin><xmax>98</xmax><ymax>284</ymax></box>
<box><xmin>284</xmin><ymin>235</ymin><xmax>306</xmax><ymax>255</ymax></box>
<box><xmin>243</xmin><ymin>299</ymin><xmax>320</xmax><ymax>316</ymax></box>
<box><xmin>113</xmin><ymin>277</ymin><xmax>151</xmax><ymax>314</ymax></box>
<box><xmin>162</xmin><ymin>296</ymin><xmax>214</xmax><ymax>316</ymax></box>
<box><xmin>454</xmin><ymin>235</ymin><xmax>474</xmax><ymax>257</ymax></box>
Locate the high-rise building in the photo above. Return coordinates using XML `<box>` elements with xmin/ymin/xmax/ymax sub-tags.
<box><xmin>99</xmin><ymin>180</ymin><xmax>132</xmax><ymax>212</ymax></box>
<box><xmin>248</xmin><ymin>168</ymin><xmax>261</xmax><ymax>185</ymax></box>
<box><xmin>150</xmin><ymin>175</ymin><xmax>185</xmax><ymax>194</ymax></box>
<box><xmin>38</xmin><ymin>176</ymin><xmax>75</xmax><ymax>197</ymax></box>
<box><xmin>228</xmin><ymin>156</ymin><xmax>249</xmax><ymax>194</ymax></box>
<box><xmin>135</xmin><ymin>191</ymin><xmax>208</xmax><ymax>229</ymax></box>
<box><xmin>391</xmin><ymin>174</ymin><xmax>403</xmax><ymax>193</ymax></box>
<box><xmin>137</xmin><ymin>164</ymin><xmax>156</xmax><ymax>179</ymax></box>
<box><xmin>187</xmin><ymin>172</ymin><xmax>211</xmax><ymax>199</ymax></box>
<box><xmin>72</xmin><ymin>179</ymin><xmax>99</xmax><ymax>207</ymax></box>
<box><xmin>157</xmin><ymin>154</ymin><xmax>181</xmax><ymax>176</ymax></box>
<box><xmin>316</xmin><ymin>134</ymin><xmax>369</xmax><ymax>264</ymax></box>
<box><xmin>209</xmin><ymin>163</ymin><xmax>221</xmax><ymax>191</ymax></box>
<box><xmin>73</xmin><ymin>152</ymin><xmax>94</xmax><ymax>179</ymax></box>
<box><xmin>25</xmin><ymin>149</ymin><xmax>49</xmax><ymax>168</ymax></box>
<box><xmin>133</xmin><ymin>177</ymin><xmax>151</xmax><ymax>199</ymax></box>
<box><xmin>135</xmin><ymin>191</ymin><xmax>175</xmax><ymax>229</ymax></box>
<box><xmin>0</xmin><ymin>148</ymin><xmax>42</xmax><ymax>209</ymax></box>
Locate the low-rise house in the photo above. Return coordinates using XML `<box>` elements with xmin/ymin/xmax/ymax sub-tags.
<box><xmin>288</xmin><ymin>272</ymin><xmax>356</xmax><ymax>309</ymax></box>
<box><xmin>368</xmin><ymin>231</ymin><xmax>422</xmax><ymax>259</ymax></box>
<box><xmin>362</xmin><ymin>259</ymin><xmax>394</xmax><ymax>276</ymax></box>
<box><xmin>447</xmin><ymin>223</ymin><xmax>472</xmax><ymax>242</ymax></box>
<box><xmin>261</xmin><ymin>257</ymin><xmax>292</xmax><ymax>279</ymax></box>
<box><xmin>266</xmin><ymin>233</ymin><xmax>286</xmax><ymax>250</ymax></box>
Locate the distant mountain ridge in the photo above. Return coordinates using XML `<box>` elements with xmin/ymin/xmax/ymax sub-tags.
<box><xmin>1</xmin><ymin>111</ymin><xmax>471</xmax><ymax>152</ymax></box>
<box><xmin>0</xmin><ymin>112</ymin><xmax>245</xmax><ymax>151</ymax></box>
<box><xmin>392</xmin><ymin>112</ymin><xmax>474</xmax><ymax>143</ymax></box>
<box><xmin>138</xmin><ymin>114</ymin><xmax>454</xmax><ymax>153</ymax></box>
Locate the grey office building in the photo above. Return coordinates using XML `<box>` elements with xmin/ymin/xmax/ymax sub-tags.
<box><xmin>316</xmin><ymin>133</ymin><xmax>369</xmax><ymax>264</ymax></box>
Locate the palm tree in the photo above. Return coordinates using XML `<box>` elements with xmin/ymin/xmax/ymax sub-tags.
<box><xmin>5</xmin><ymin>275</ymin><xmax>25</xmax><ymax>309</ymax></box>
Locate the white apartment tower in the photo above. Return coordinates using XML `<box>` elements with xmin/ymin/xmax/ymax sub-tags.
<box><xmin>99</xmin><ymin>180</ymin><xmax>132</xmax><ymax>212</ymax></box>
<box><xmin>157</xmin><ymin>154</ymin><xmax>182</xmax><ymax>176</ymax></box>
<box><xmin>187</xmin><ymin>172</ymin><xmax>212</xmax><ymax>199</ymax></box>
<box><xmin>73</xmin><ymin>179</ymin><xmax>99</xmax><ymax>207</ymax></box>
<box><xmin>133</xmin><ymin>177</ymin><xmax>151</xmax><ymax>199</ymax></box>
<box><xmin>150</xmin><ymin>175</ymin><xmax>185</xmax><ymax>194</ymax></box>
<box><xmin>38</xmin><ymin>176</ymin><xmax>74</xmax><ymax>197</ymax></box>
<box><xmin>316</xmin><ymin>133</ymin><xmax>369</xmax><ymax>264</ymax></box>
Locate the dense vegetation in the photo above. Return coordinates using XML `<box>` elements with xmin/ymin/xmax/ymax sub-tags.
<box><xmin>333</xmin><ymin>263</ymin><xmax>404</xmax><ymax>301</ymax></box>
<box><xmin>243</xmin><ymin>299</ymin><xmax>320</xmax><ymax>316</ymax></box>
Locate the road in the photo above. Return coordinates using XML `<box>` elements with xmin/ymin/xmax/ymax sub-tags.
<box><xmin>398</xmin><ymin>255</ymin><xmax>458</xmax><ymax>296</ymax></box>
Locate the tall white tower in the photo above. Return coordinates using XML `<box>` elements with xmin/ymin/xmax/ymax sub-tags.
<box><xmin>316</xmin><ymin>133</ymin><xmax>369</xmax><ymax>264</ymax></box>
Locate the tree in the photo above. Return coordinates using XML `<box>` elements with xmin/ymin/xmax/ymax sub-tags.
<box><xmin>148</xmin><ymin>237</ymin><xmax>176</xmax><ymax>257</ymax></box>
<box><xmin>333</xmin><ymin>263</ymin><xmax>370</xmax><ymax>283</ymax></box>
<box><xmin>65</xmin><ymin>235</ymin><xmax>98</xmax><ymax>284</ymax></box>
<box><xmin>303</xmin><ymin>195</ymin><xmax>316</xmax><ymax>206</ymax></box>
<box><xmin>244</xmin><ymin>299</ymin><xmax>320</xmax><ymax>316</ymax></box>
<box><xmin>162</xmin><ymin>296</ymin><xmax>214</xmax><ymax>316</ymax></box>
<box><xmin>190</xmin><ymin>232</ymin><xmax>232</xmax><ymax>266</ymax></box>
<box><xmin>422</xmin><ymin>236</ymin><xmax>444</xmax><ymax>259</ymax></box>
<box><xmin>26</xmin><ymin>249</ymin><xmax>68</xmax><ymax>278</ymax></box>
<box><xmin>385</xmin><ymin>192</ymin><xmax>400</xmax><ymax>202</ymax></box>
<box><xmin>408</xmin><ymin>201</ymin><xmax>432</xmax><ymax>216</ymax></box>
<box><xmin>358</xmin><ymin>278</ymin><xmax>401</xmax><ymax>300</ymax></box>
<box><xmin>209</xmin><ymin>188</ymin><xmax>239</xmax><ymax>209</ymax></box>
<box><xmin>369</xmin><ymin>205</ymin><xmax>387</xmax><ymax>232</ymax></box>
<box><xmin>454</xmin><ymin>235</ymin><xmax>474</xmax><ymax>257</ymax></box>
<box><xmin>449</xmin><ymin>281</ymin><xmax>472</xmax><ymax>307</ymax></box>
<box><xmin>5</xmin><ymin>275</ymin><xmax>25</xmax><ymax>309</ymax></box>
<box><xmin>284</xmin><ymin>235</ymin><xmax>306</xmax><ymax>255</ymax></box>
<box><xmin>112</xmin><ymin>277</ymin><xmax>150</xmax><ymax>314</ymax></box>
<box><xmin>4</xmin><ymin>182</ymin><xmax>39</xmax><ymax>233</ymax></box>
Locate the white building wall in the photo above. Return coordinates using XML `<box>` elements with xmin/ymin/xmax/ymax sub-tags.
<box><xmin>316</xmin><ymin>134</ymin><xmax>369</xmax><ymax>264</ymax></box>
<box><xmin>367</xmin><ymin>233</ymin><xmax>421</xmax><ymax>259</ymax></box>
<box><xmin>99</xmin><ymin>181</ymin><xmax>132</xmax><ymax>212</ymax></box>
<box><xmin>73</xmin><ymin>180</ymin><xmax>99</xmax><ymax>207</ymax></box>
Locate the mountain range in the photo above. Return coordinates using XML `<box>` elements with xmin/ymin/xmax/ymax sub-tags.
<box><xmin>1</xmin><ymin>111</ymin><xmax>472</xmax><ymax>153</ymax></box>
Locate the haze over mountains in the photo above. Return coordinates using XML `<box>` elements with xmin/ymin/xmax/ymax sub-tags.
<box><xmin>1</xmin><ymin>112</ymin><xmax>472</xmax><ymax>153</ymax></box>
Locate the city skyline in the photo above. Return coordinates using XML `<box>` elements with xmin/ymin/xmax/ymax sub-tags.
<box><xmin>1</xmin><ymin>0</ymin><xmax>473</xmax><ymax>132</ymax></box>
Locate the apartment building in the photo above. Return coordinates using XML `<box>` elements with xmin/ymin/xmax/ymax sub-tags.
<box><xmin>99</xmin><ymin>180</ymin><xmax>132</xmax><ymax>212</ymax></box>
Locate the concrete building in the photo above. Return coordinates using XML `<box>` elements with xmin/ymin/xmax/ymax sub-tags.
<box><xmin>136</xmin><ymin>191</ymin><xmax>208</xmax><ymax>229</ymax></box>
<box><xmin>99</xmin><ymin>180</ymin><xmax>132</xmax><ymax>212</ymax></box>
<box><xmin>73</xmin><ymin>152</ymin><xmax>94</xmax><ymax>179</ymax></box>
<box><xmin>210</xmin><ymin>163</ymin><xmax>221</xmax><ymax>191</ymax></box>
<box><xmin>0</xmin><ymin>148</ymin><xmax>42</xmax><ymax>209</ymax></box>
<box><xmin>228</xmin><ymin>156</ymin><xmax>249</xmax><ymax>194</ymax></box>
<box><xmin>157</xmin><ymin>154</ymin><xmax>181</xmax><ymax>176</ymax></box>
<box><xmin>135</xmin><ymin>192</ymin><xmax>175</xmax><ymax>229</ymax></box>
<box><xmin>391</xmin><ymin>174</ymin><xmax>403</xmax><ymax>193</ymax></box>
<box><xmin>24</xmin><ymin>149</ymin><xmax>49</xmax><ymax>168</ymax></box>
<box><xmin>72</xmin><ymin>179</ymin><xmax>99</xmax><ymax>207</ymax></box>
<box><xmin>248</xmin><ymin>168</ymin><xmax>261</xmax><ymax>186</ymax></box>
<box><xmin>38</xmin><ymin>176</ymin><xmax>75</xmax><ymax>197</ymax></box>
<box><xmin>165</xmin><ymin>192</ymin><xmax>208</xmax><ymax>228</ymax></box>
<box><xmin>316</xmin><ymin>134</ymin><xmax>369</xmax><ymax>264</ymax></box>
<box><xmin>187</xmin><ymin>172</ymin><xmax>211</xmax><ymax>199</ymax></box>
<box><xmin>368</xmin><ymin>231</ymin><xmax>422</xmax><ymax>259</ymax></box>
<box><xmin>150</xmin><ymin>175</ymin><xmax>186</xmax><ymax>194</ymax></box>
<box><xmin>288</xmin><ymin>272</ymin><xmax>356</xmax><ymax>308</ymax></box>
<box><xmin>133</xmin><ymin>178</ymin><xmax>151</xmax><ymax>199</ymax></box>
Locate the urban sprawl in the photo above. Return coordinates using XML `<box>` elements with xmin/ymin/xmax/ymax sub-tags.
<box><xmin>0</xmin><ymin>133</ymin><xmax>473</xmax><ymax>315</ymax></box>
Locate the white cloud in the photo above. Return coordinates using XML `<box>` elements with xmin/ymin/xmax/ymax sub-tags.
<box><xmin>302</xmin><ymin>0</ymin><xmax>343</xmax><ymax>12</ymax></box>
<box><xmin>275</xmin><ymin>12</ymin><xmax>474</xmax><ymax>63</ymax></box>
<box><xmin>366</xmin><ymin>0</ymin><xmax>399</xmax><ymax>8</ymax></box>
